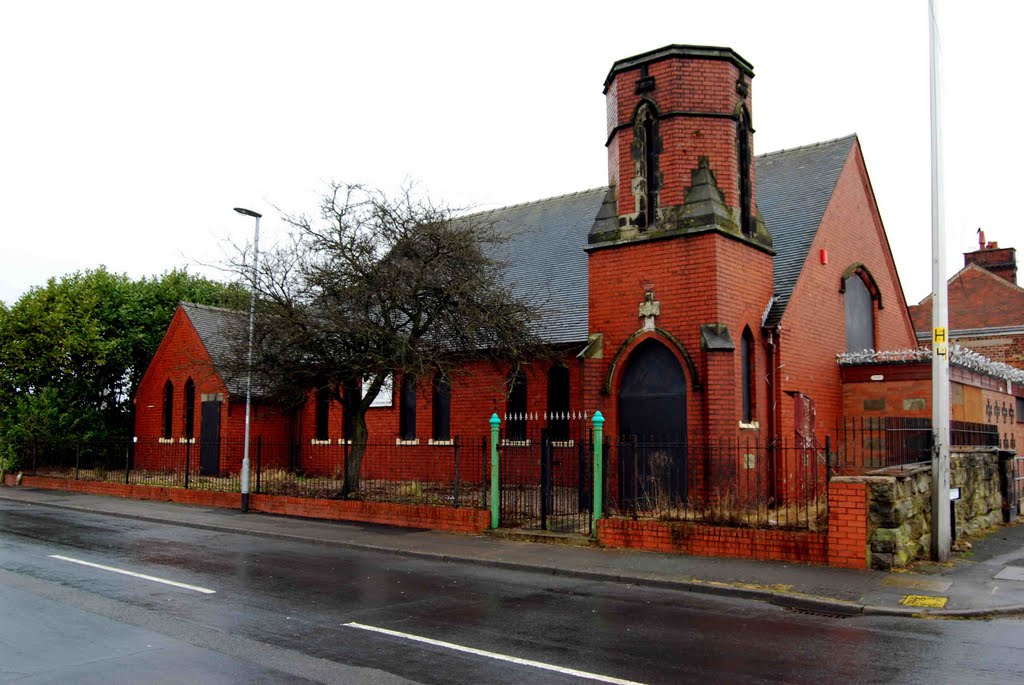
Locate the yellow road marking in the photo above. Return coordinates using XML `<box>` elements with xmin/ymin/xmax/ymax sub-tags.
<box><xmin>901</xmin><ymin>594</ymin><xmax>948</xmax><ymax>608</ymax></box>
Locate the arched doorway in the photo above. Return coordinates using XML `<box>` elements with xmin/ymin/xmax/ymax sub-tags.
<box><xmin>617</xmin><ymin>339</ymin><xmax>687</xmax><ymax>508</ymax></box>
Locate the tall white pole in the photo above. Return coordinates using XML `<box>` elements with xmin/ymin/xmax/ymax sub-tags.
<box><xmin>235</xmin><ymin>208</ymin><xmax>262</xmax><ymax>513</ymax></box>
<box><xmin>929</xmin><ymin>0</ymin><xmax>951</xmax><ymax>561</ymax></box>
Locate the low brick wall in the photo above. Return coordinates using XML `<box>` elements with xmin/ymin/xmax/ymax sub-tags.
<box><xmin>13</xmin><ymin>476</ymin><xmax>490</xmax><ymax>534</ymax></box>
<box><xmin>597</xmin><ymin>518</ymin><xmax>828</xmax><ymax>564</ymax></box>
<box><xmin>249</xmin><ymin>494</ymin><xmax>490</xmax><ymax>533</ymax></box>
<box><xmin>844</xmin><ymin>447</ymin><xmax>1007</xmax><ymax>570</ymax></box>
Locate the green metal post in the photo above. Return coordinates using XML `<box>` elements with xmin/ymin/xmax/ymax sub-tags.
<box><xmin>592</xmin><ymin>411</ymin><xmax>605</xmax><ymax>536</ymax></box>
<box><xmin>489</xmin><ymin>413</ymin><xmax>500</xmax><ymax>529</ymax></box>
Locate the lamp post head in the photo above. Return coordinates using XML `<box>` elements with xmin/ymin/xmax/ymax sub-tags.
<box><xmin>234</xmin><ymin>207</ymin><xmax>262</xmax><ymax>218</ymax></box>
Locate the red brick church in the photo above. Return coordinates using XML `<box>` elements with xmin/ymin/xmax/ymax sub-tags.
<box><xmin>134</xmin><ymin>45</ymin><xmax>921</xmax><ymax>480</ymax></box>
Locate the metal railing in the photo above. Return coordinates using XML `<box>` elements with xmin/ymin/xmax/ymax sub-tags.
<box><xmin>606</xmin><ymin>435</ymin><xmax>828</xmax><ymax>531</ymax></box>
<box><xmin>832</xmin><ymin>417</ymin><xmax>1003</xmax><ymax>472</ymax></box>
<box><xmin>11</xmin><ymin>436</ymin><xmax>489</xmax><ymax>509</ymax></box>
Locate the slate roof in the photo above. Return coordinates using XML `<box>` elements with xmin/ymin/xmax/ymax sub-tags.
<box><xmin>757</xmin><ymin>135</ymin><xmax>856</xmax><ymax>327</ymax></box>
<box><xmin>180</xmin><ymin>302</ymin><xmax>247</xmax><ymax>395</ymax></box>
<box><xmin>175</xmin><ymin>136</ymin><xmax>856</xmax><ymax>359</ymax></box>
<box><xmin>474</xmin><ymin>134</ymin><xmax>857</xmax><ymax>340</ymax></box>
<box><xmin>474</xmin><ymin>187</ymin><xmax>609</xmax><ymax>345</ymax></box>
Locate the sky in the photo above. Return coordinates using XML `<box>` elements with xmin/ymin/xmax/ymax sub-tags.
<box><xmin>1</xmin><ymin>0</ymin><xmax>1019</xmax><ymax>308</ymax></box>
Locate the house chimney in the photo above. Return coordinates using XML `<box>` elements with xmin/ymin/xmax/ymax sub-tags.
<box><xmin>964</xmin><ymin>231</ymin><xmax>1017</xmax><ymax>284</ymax></box>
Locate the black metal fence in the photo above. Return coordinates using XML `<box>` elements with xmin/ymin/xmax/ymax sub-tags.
<box><xmin>832</xmin><ymin>417</ymin><xmax>1002</xmax><ymax>472</ymax></box>
<box><xmin>11</xmin><ymin>436</ymin><xmax>489</xmax><ymax>508</ymax></box>
<box><xmin>606</xmin><ymin>435</ymin><xmax>828</xmax><ymax>530</ymax></box>
<box><xmin>497</xmin><ymin>422</ymin><xmax>594</xmax><ymax>534</ymax></box>
<box><xmin>5</xmin><ymin>415</ymin><xmax>1011</xmax><ymax>532</ymax></box>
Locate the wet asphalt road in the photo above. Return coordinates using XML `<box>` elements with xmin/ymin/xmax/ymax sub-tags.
<box><xmin>1</xmin><ymin>500</ymin><xmax>1023</xmax><ymax>684</ymax></box>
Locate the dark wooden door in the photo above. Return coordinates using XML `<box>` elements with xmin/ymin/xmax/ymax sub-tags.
<box><xmin>199</xmin><ymin>400</ymin><xmax>221</xmax><ymax>476</ymax></box>
<box><xmin>617</xmin><ymin>340</ymin><xmax>687</xmax><ymax>507</ymax></box>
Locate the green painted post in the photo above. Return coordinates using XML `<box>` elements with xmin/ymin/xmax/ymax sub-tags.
<box><xmin>489</xmin><ymin>413</ymin><xmax>501</xmax><ymax>529</ymax></box>
<box><xmin>592</xmin><ymin>411</ymin><xmax>605</xmax><ymax>536</ymax></box>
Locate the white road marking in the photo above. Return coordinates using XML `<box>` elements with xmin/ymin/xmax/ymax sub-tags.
<box><xmin>344</xmin><ymin>621</ymin><xmax>646</xmax><ymax>685</ymax></box>
<box><xmin>48</xmin><ymin>554</ymin><xmax>216</xmax><ymax>594</ymax></box>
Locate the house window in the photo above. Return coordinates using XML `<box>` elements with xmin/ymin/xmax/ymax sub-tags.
<box><xmin>1017</xmin><ymin>397</ymin><xmax>1023</xmax><ymax>424</ymax></box>
<box><xmin>162</xmin><ymin>380</ymin><xmax>174</xmax><ymax>439</ymax></box>
<box><xmin>741</xmin><ymin>328</ymin><xmax>754</xmax><ymax>424</ymax></box>
<box><xmin>432</xmin><ymin>372</ymin><xmax>451</xmax><ymax>441</ymax></box>
<box><xmin>399</xmin><ymin>375</ymin><xmax>417</xmax><ymax>440</ymax></box>
<box><xmin>183</xmin><ymin>378</ymin><xmax>195</xmax><ymax>439</ymax></box>
<box><xmin>547</xmin><ymin>364</ymin><xmax>571</xmax><ymax>441</ymax></box>
<box><xmin>315</xmin><ymin>387</ymin><xmax>330</xmax><ymax>441</ymax></box>
<box><xmin>843</xmin><ymin>272</ymin><xmax>876</xmax><ymax>353</ymax></box>
<box><xmin>507</xmin><ymin>369</ymin><xmax>528</xmax><ymax>441</ymax></box>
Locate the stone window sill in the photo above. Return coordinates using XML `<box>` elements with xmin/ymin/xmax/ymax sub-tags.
<box><xmin>739</xmin><ymin>421</ymin><xmax>760</xmax><ymax>431</ymax></box>
<box><xmin>396</xmin><ymin>438</ymin><xmax>420</xmax><ymax>446</ymax></box>
<box><xmin>428</xmin><ymin>439</ymin><xmax>454</xmax><ymax>446</ymax></box>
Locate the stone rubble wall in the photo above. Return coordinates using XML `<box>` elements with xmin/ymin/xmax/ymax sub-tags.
<box><xmin>860</xmin><ymin>448</ymin><xmax>1007</xmax><ymax>570</ymax></box>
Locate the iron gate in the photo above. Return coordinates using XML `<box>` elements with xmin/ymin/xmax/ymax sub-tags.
<box><xmin>498</xmin><ymin>423</ymin><xmax>593</xmax><ymax>534</ymax></box>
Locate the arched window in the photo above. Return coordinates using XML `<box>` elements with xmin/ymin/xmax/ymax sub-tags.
<box><xmin>183</xmin><ymin>378</ymin><xmax>195</xmax><ymax>439</ymax></box>
<box><xmin>399</xmin><ymin>375</ymin><xmax>417</xmax><ymax>440</ymax></box>
<box><xmin>162</xmin><ymin>380</ymin><xmax>174</xmax><ymax>439</ymax></box>
<box><xmin>432</xmin><ymin>372</ymin><xmax>451</xmax><ymax>441</ymax></box>
<box><xmin>843</xmin><ymin>271</ymin><xmax>876</xmax><ymax>353</ymax></box>
<box><xmin>547</xmin><ymin>364</ymin><xmax>571</xmax><ymax>441</ymax></box>
<box><xmin>507</xmin><ymin>369</ymin><xmax>528</xmax><ymax>441</ymax></box>
<box><xmin>737</xmin><ymin>106</ymin><xmax>753</xmax><ymax>236</ymax></box>
<box><xmin>740</xmin><ymin>328</ymin><xmax>754</xmax><ymax>424</ymax></box>
<box><xmin>634</xmin><ymin>102</ymin><xmax>658</xmax><ymax>229</ymax></box>
<box><xmin>315</xmin><ymin>387</ymin><xmax>330</xmax><ymax>441</ymax></box>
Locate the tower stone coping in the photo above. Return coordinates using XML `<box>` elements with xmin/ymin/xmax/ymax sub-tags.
<box><xmin>603</xmin><ymin>44</ymin><xmax>755</xmax><ymax>92</ymax></box>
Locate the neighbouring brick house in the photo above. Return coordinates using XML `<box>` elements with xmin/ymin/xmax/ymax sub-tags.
<box><xmin>137</xmin><ymin>44</ymin><xmax>951</xmax><ymax>496</ymax></box>
<box><xmin>909</xmin><ymin>233</ymin><xmax>1024</xmax><ymax>370</ymax></box>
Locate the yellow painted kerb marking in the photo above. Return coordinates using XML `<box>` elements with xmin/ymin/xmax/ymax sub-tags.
<box><xmin>901</xmin><ymin>594</ymin><xmax>948</xmax><ymax>608</ymax></box>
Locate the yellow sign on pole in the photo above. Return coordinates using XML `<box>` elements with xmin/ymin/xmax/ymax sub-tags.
<box><xmin>933</xmin><ymin>327</ymin><xmax>947</xmax><ymax>343</ymax></box>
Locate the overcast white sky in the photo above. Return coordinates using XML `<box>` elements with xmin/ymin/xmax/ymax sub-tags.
<box><xmin>0</xmin><ymin>0</ymin><xmax>1018</xmax><ymax>308</ymax></box>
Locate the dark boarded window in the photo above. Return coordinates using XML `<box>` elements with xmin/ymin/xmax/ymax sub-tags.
<box><xmin>737</xmin><ymin>107</ymin><xmax>753</xmax><ymax>236</ymax></box>
<box><xmin>741</xmin><ymin>328</ymin><xmax>754</xmax><ymax>424</ymax></box>
<box><xmin>315</xmin><ymin>387</ymin><xmax>330</xmax><ymax>441</ymax></box>
<box><xmin>844</xmin><ymin>274</ymin><xmax>875</xmax><ymax>353</ymax></box>
<box><xmin>399</xmin><ymin>375</ymin><xmax>417</xmax><ymax>440</ymax></box>
<box><xmin>547</xmin><ymin>364</ymin><xmax>571</xmax><ymax>441</ymax></box>
<box><xmin>507</xmin><ymin>369</ymin><xmax>528</xmax><ymax>441</ymax></box>
<box><xmin>162</xmin><ymin>380</ymin><xmax>174</xmax><ymax>439</ymax></box>
<box><xmin>432</xmin><ymin>372</ymin><xmax>451</xmax><ymax>441</ymax></box>
<box><xmin>635</xmin><ymin>103</ymin><xmax>658</xmax><ymax>229</ymax></box>
<box><xmin>183</xmin><ymin>378</ymin><xmax>195</xmax><ymax>439</ymax></box>
<box><xmin>342</xmin><ymin>379</ymin><xmax>358</xmax><ymax>441</ymax></box>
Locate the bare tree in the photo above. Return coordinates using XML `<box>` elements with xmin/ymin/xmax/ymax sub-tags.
<box><xmin>226</xmin><ymin>183</ymin><xmax>543</xmax><ymax>496</ymax></box>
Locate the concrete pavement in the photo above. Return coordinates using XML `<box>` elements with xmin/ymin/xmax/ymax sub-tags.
<box><xmin>2</xmin><ymin>484</ymin><xmax>1023</xmax><ymax>619</ymax></box>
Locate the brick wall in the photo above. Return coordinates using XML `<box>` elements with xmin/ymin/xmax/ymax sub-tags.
<box><xmin>18</xmin><ymin>476</ymin><xmax>489</xmax><ymax>534</ymax></box>
<box><xmin>597</xmin><ymin>518</ymin><xmax>827</xmax><ymax>564</ymax></box>
<box><xmin>777</xmin><ymin>142</ymin><xmax>918</xmax><ymax>441</ymax></box>
<box><xmin>841</xmin><ymin>363</ymin><xmax>1024</xmax><ymax>450</ymax></box>
<box><xmin>826</xmin><ymin>479</ymin><xmax>869</xmax><ymax>568</ymax></box>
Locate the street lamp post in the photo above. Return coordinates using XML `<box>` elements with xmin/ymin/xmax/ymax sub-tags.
<box><xmin>234</xmin><ymin>206</ymin><xmax>262</xmax><ymax>513</ymax></box>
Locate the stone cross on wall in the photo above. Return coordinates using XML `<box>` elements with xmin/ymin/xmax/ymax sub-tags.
<box><xmin>639</xmin><ymin>291</ymin><xmax>661</xmax><ymax>331</ymax></box>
